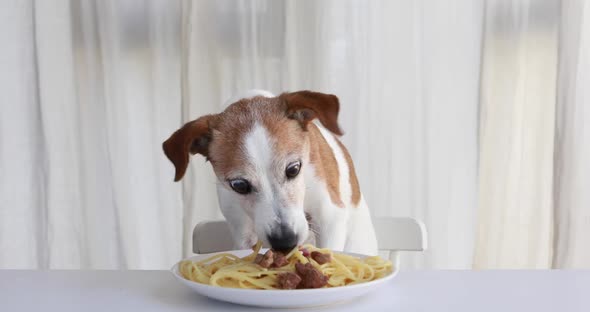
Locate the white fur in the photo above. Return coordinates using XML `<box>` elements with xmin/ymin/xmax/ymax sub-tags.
<box><xmin>304</xmin><ymin>123</ymin><xmax>378</xmax><ymax>255</ymax></box>
<box><xmin>244</xmin><ymin>123</ymin><xmax>276</xmax><ymax>240</ymax></box>
<box><xmin>217</xmin><ymin>185</ymin><xmax>257</xmax><ymax>249</ymax></box>
<box><xmin>315</xmin><ymin>123</ymin><xmax>352</xmax><ymax>207</ymax></box>
<box><xmin>240</xmin><ymin>123</ymin><xmax>309</xmax><ymax>247</ymax></box>
<box><xmin>344</xmin><ymin>195</ymin><xmax>378</xmax><ymax>254</ymax></box>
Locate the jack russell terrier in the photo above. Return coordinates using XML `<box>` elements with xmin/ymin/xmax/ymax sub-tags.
<box><xmin>163</xmin><ymin>90</ymin><xmax>378</xmax><ymax>255</ymax></box>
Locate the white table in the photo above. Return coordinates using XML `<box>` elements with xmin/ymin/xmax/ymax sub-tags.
<box><xmin>0</xmin><ymin>270</ymin><xmax>587</xmax><ymax>311</ymax></box>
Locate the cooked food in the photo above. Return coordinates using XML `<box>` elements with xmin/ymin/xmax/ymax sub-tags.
<box><xmin>179</xmin><ymin>242</ymin><xmax>393</xmax><ymax>290</ymax></box>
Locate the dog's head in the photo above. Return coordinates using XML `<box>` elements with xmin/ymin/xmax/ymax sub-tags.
<box><xmin>163</xmin><ymin>91</ymin><xmax>342</xmax><ymax>251</ymax></box>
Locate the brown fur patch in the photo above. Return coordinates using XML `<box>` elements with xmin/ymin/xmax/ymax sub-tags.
<box><xmin>336</xmin><ymin>139</ymin><xmax>361</xmax><ymax>207</ymax></box>
<box><xmin>207</xmin><ymin>96</ymin><xmax>306</xmax><ymax>180</ymax></box>
<box><xmin>260</xmin><ymin>109</ymin><xmax>307</xmax><ymax>157</ymax></box>
<box><xmin>308</xmin><ymin>124</ymin><xmax>344</xmax><ymax>207</ymax></box>
<box><xmin>206</xmin><ymin>100</ymin><xmax>253</xmax><ymax>178</ymax></box>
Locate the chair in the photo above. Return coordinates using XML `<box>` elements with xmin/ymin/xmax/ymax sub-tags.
<box><xmin>193</xmin><ymin>217</ymin><xmax>427</xmax><ymax>268</ymax></box>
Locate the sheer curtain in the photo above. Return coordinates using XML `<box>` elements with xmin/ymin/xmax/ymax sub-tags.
<box><xmin>475</xmin><ymin>0</ymin><xmax>590</xmax><ymax>269</ymax></box>
<box><xmin>475</xmin><ymin>0</ymin><xmax>558</xmax><ymax>269</ymax></box>
<box><xmin>1</xmin><ymin>0</ymin><xmax>184</xmax><ymax>269</ymax></box>
<box><xmin>553</xmin><ymin>0</ymin><xmax>590</xmax><ymax>268</ymax></box>
<box><xmin>0</xmin><ymin>0</ymin><xmax>588</xmax><ymax>270</ymax></box>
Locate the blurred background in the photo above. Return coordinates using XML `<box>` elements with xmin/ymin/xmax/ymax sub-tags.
<box><xmin>0</xmin><ymin>0</ymin><xmax>588</xmax><ymax>270</ymax></box>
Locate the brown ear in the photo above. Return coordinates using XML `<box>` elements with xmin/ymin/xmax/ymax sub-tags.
<box><xmin>162</xmin><ymin>115</ymin><xmax>216</xmax><ymax>182</ymax></box>
<box><xmin>280</xmin><ymin>91</ymin><xmax>343</xmax><ymax>135</ymax></box>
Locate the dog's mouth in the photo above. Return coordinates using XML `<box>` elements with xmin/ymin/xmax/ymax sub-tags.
<box><xmin>266</xmin><ymin>224</ymin><xmax>299</xmax><ymax>252</ymax></box>
<box><xmin>262</xmin><ymin>215</ymin><xmax>312</xmax><ymax>251</ymax></box>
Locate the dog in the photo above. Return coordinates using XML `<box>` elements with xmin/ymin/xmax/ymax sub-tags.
<box><xmin>163</xmin><ymin>90</ymin><xmax>378</xmax><ymax>255</ymax></box>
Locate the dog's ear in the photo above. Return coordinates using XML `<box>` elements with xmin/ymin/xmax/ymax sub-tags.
<box><xmin>280</xmin><ymin>91</ymin><xmax>343</xmax><ymax>135</ymax></box>
<box><xmin>162</xmin><ymin>115</ymin><xmax>217</xmax><ymax>182</ymax></box>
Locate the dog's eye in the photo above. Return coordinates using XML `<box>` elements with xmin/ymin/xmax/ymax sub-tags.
<box><xmin>229</xmin><ymin>179</ymin><xmax>252</xmax><ymax>194</ymax></box>
<box><xmin>285</xmin><ymin>161</ymin><xmax>301</xmax><ymax>179</ymax></box>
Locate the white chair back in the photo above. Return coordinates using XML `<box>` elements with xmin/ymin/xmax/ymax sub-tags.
<box><xmin>193</xmin><ymin>217</ymin><xmax>427</xmax><ymax>268</ymax></box>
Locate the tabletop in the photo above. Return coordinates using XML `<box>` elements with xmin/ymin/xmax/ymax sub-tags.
<box><xmin>0</xmin><ymin>270</ymin><xmax>587</xmax><ymax>311</ymax></box>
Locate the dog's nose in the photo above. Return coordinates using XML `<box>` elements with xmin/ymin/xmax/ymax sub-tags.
<box><xmin>267</xmin><ymin>226</ymin><xmax>298</xmax><ymax>252</ymax></box>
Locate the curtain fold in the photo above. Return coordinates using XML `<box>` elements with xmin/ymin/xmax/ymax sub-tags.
<box><xmin>1</xmin><ymin>0</ymin><xmax>185</xmax><ymax>269</ymax></box>
<box><xmin>0</xmin><ymin>0</ymin><xmax>46</xmax><ymax>269</ymax></box>
<box><xmin>474</xmin><ymin>0</ymin><xmax>558</xmax><ymax>269</ymax></box>
<box><xmin>553</xmin><ymin>0</ymin><xmax>590</xmax><ymax>268</ymax></box>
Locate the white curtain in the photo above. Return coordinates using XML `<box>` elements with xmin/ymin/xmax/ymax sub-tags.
<box><xmin>0</xmin><ymin>0</ymin><xmax>588</xmax><ymax>270</ymax></box>
<box><xmin>553</xmin><ymin>0</ymin><xmax>590</xmax><ymax>268</ymax></box>
<box><xmin>475</xmin><ymin>0</ymin><xmax>559</xmax><ymax>268</ymax></box>
<box><xmin>1</xmin><ymin>0</ymin><xmax>184</xmax><ymax>269</ymax></box>
<box><xmin>475</xmin><ymin>0</ymin><xmax>590</xmax><ymax>269</ymax></box>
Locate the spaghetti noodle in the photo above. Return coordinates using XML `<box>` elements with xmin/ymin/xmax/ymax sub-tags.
<box><xmin>179</xmin><ymin>242</ymin><xmax>393</xmax><ymax>290</ymax></box>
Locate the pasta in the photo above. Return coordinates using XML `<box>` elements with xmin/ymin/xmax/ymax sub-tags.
<box><xmin>179</xmin><ymin>242</ymin><xmax>393</xmax><ymax>290</ymax></box>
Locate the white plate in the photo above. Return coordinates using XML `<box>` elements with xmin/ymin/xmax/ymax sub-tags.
<box><xmin>170</xmin><ymin>249</ymin><xmax>398</xmax><ymax>308</ymax></box>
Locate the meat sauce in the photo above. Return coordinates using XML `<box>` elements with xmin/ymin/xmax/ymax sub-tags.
<box><xmin>254</xmin><ymin>248</ymin><xmax>332</xmax><ymax>289</ymax></box>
